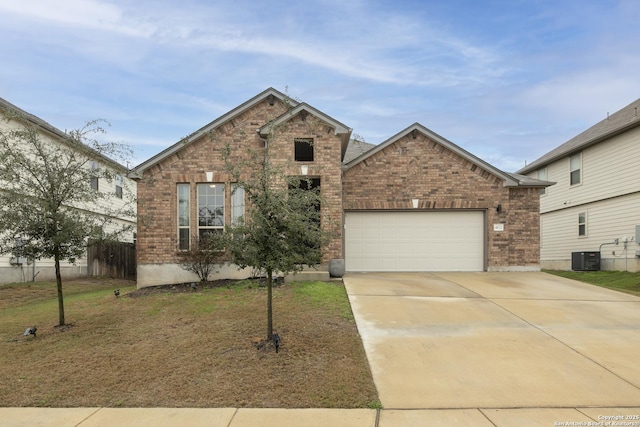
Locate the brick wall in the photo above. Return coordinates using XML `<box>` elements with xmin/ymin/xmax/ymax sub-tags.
<box><xmin>265</xmin><ymin>113</ymin><xmax>344</xmax><ymax>262</ymax></box>
<box><xmin>136</xmin><ymin>98</ymin><xmax>343</xmax><ymax>267</ymax></box>
<box><xmin>342</xmin><ymin>132</ymin><xmax>541</xmax><ymax>268</ymax></box>
<box><xmin>507</xmin><ymin>187</ymin><xmax>541</xmax><ymax>267</ymax></box>
<box><xmin>137</xmin><ymin>96</ymin><xmax>541</xmax><ymax>274</ymax></box>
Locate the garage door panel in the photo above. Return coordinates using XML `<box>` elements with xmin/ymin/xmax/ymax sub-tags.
<box><xmin>345</xmin><ymin>211</ymin><xmax>484</xmax><ymax>272</ymax></box>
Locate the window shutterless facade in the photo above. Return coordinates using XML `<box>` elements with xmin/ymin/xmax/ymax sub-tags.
<box><xmin>231</xmin><ymin>185</ymin><xmax>245</xmax><ymax>225</ymax></box>
<box><xmin>90</xmin><ymin>161</ymin><xmax>99</xmax><ymax>191</ymax></box>
<box><xmin>570</xmin><ymin>153</ymin><xmax>581</xmax><ymax>186</ymax></box>
<box><xmin>578</xmin><ymin>212</ymin><xmax>587</xmax><ymax>237</ymax></box>
<box><xmin>197</xmin><ymin>183</ymin><xmax>225</xmax><ymax>240</ymax></box>
<box><xmin>115</xmin><ymin>174</ymin><xmax>123</xmax><ymax>199</ymax></box>
<box><xmin>177</xmin><ymin>184</ymin><xmax>190</xmax><ymax>250</ymax></box>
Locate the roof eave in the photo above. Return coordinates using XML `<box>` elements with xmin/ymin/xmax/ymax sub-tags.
<box><xmin>258</xmin><ymin>103</ymin><xmax>351</xmax><ymax>136</ymax></box>
<box><xmin>506</xmin><ymin>173</ymin><xmax>556</xmax><ymax>188</ymax></box>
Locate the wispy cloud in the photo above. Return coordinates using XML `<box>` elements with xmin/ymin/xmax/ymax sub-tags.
<box><xmin>0</xmin><ymin>0</ymin><xmax>507</xmax><ymax>88</ymax></box>
<box><xmin>0</xmin><ymin>0</ymin><xmax>152</xmax><ymax>37</ymax></box>
<box><xmin>1</xmin><ymin>0</ymin><xmax>638</xmax><ymax>171</ymax></box>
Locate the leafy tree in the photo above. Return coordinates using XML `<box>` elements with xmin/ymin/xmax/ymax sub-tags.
<box><xmin>0</xmin><ymin>106</ymin><xmax>135</xmax><ymax>326</ymax></box>
<box><xmin>224</xmin><ymin>141</ymin><xmax>328</xmax><ymax>340</ymax></box>
<box><xmin>179</xmin><ymin>232</ymin><xmax>228</xmax><ymax>282</ymax></box>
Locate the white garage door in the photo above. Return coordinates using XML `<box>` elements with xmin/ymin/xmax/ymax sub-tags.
<box><xmin>345</xmin><ymin>211</ymin><xmax>485</xmax><ymax>272</ymax></box>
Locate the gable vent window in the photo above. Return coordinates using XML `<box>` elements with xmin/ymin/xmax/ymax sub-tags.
<box><xmin>294</xmin><ymin>138</ymin><xmax>314</xmax><ymax>162</ymax></box>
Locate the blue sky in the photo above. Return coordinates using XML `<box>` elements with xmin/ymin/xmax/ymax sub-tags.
<box><xmin>1</xmin><ymin>0</ymin><xmax>639</xmax><ymax>172</ymax></box>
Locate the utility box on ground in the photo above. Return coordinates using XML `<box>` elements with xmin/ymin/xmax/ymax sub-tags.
<box><xmin>571</xmin><ymin>251</ymin><xmax>600</xmax><ymax>271</ymax></box>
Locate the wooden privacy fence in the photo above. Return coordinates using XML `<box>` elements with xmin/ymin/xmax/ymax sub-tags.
<box><xmin>87</xmin><ymin>240</ymin><xmax>136</xmax><ymax>280</ymax></box>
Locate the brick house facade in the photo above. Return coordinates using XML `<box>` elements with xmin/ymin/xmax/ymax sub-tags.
<box><xmin>342</xmin><ymin>124</ymin><xmax>543</xmax><ymax>270</ymax></box>
<box><xmin>131</xmin><ymin>88</ymin><xmax>550</xmax><ymax>287</ymax></box>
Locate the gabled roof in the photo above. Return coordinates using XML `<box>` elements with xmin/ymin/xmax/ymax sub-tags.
<box><xmin>0</xmin><ymin>96</ymin><xmax>127</xmax><ymax>171</ymax></box>
<box><xmin>258</xmin><ymin>102</ymin><xmax>352</xmax><ymax>159</ymax></box>
<box><xmin>344</xmin><ymin>123</ymin><xmax>552</xmax><ymax>188</ymax></box>
<box><xmin>518</xmin><ymin>97</ymin><xmax>640</xmax><ymax>174</ymax></box>
<box><xmin>130</xmin><ymin>87</ymin><xmax>294</xmax><ymax>178</ymax></box>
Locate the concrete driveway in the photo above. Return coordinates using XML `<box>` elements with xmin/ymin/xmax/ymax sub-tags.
<box><xmin>344</xmin><ymin>272</ymin><xmax>640</xmax><ymax>414</ymax></box>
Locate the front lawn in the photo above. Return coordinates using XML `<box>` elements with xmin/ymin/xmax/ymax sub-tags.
<box><xmin>544</xmin><ymin>270</ymin><xmax>640</xmax><ymax>296</ymax></box>
<box><xmin>0</xmin><ymin>277</ymin><xmax>379</xmax><ymax>408</ymax></box>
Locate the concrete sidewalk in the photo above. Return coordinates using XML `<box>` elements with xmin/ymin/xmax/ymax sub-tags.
<box><xmin>4</xmin><ymin>406</ymin><xmax>640</xmax><ymax>426</ymax></box>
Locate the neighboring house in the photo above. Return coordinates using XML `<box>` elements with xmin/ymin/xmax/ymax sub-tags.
<box><xmin>0</xmin><ymin>97</ymin><xmax>137</xmax><ymax>284</ymax></box>
<box><xmin>518</xmin><ymin>97</ymin><xmax>640</xmax><ymax>272</ymax></box>
<box><xmin>130</xmin><ymin>88</ymin><xmax>551</xmax><ymax>288</ymax></box>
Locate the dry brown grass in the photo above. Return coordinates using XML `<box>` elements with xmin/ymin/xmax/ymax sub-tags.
<box><xmin>0</xmin><ymin>278</ymin><xmax>379</xmax><ymax>408</ymax></box>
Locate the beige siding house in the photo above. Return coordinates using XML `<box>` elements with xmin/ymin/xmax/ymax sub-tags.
<box><xmin>0</xmin><ymin>97</ymin><xmax>137</xmax><ymax>284</ymax></box>
<box><xmin>519</xmin><ymin>98</ymin><xmax>640</xmax><ymax>271</ymax></box>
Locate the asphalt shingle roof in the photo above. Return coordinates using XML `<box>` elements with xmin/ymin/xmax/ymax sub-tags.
<box><xmin>518</xmin><ymin>97</ymin><xmax>640</xmax><ymax>174</ymax></box>
<box><xmin>343</xmin><ymin>138</ymin><xmax>376</xmax><ymax>164</ymax></box>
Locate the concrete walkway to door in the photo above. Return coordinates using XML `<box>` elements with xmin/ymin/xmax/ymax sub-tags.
<box><xmin>344</xmin><ymin>272</ymin><xmax>640</xmax><ymax>424</ymax></box>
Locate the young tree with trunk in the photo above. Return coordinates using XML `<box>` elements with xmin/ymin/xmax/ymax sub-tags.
<box><xmin>0</xmin><ymin>106</ymin><xmax>135</xmax><ymax>326</ymax></box>
<box><xmin>223</xmin><ymin>134</ymin><xmax>327</xmax><ymax>341</ymax></box>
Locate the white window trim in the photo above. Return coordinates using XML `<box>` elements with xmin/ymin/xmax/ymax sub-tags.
<box><xmin>231</xmin><ymin>185</ymin><xmax>245</xmax><ymax>226</ymax></box>
<box><xmin>569</xmin><ymin>153</ymin><xmax>582</xmax><ymax>187</ymax></box>
<box><xmin>90</xmin><ymin>161</ymin><xmax>99</xmax><ymax>191</ymax></box>
<box><xmin>115</xmin><ymin>174</ymin><xmax>123</xmax><ymax>199</ymax></box>
<box><xmin>197</xmin><ymin>183</ymin><xmax>225</xmax><ymax>240</ymax></box>
<box><xmin>578</xmin><ymin>211</ymin><xmax>587</xmax><ymax>238</ymax></box>
<box><xmin>177</xmin><ymin>183</ymin><xmax>190</xmax><ymax>251</ymax></box>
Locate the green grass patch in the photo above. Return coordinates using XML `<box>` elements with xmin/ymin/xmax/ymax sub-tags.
<box><xmin>293</xmin><ymin>281</ymin><xmax>354</xmax><ymax>320</ymax></box>
<box><xmin>544</xmin><ymin>270</ymin><xmax>640</xmax><ymax>296</ymax></box>
<box><xmin>367</xmin><ymin>400</ymin><xmax>383</xmax><ymax>410</ymax></box>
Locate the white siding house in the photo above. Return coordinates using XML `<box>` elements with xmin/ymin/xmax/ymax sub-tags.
<box><xmin>519</xmin><ymin>98</ymin><xmax>640</xmax><ymax>272</ymax></box>
<box><xmin>0</xmin><ymin>97</ymin><xmax>137</xmax><ymax>284</ymax></box>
